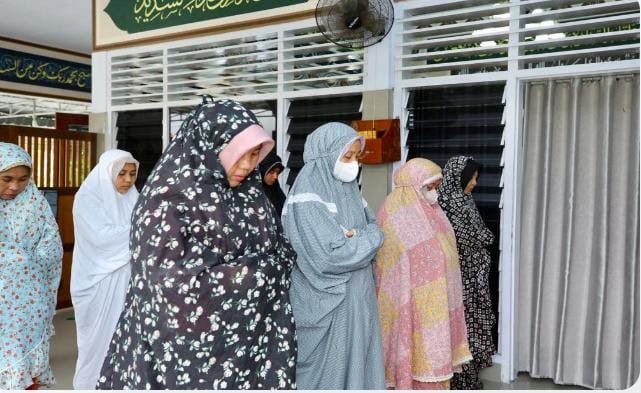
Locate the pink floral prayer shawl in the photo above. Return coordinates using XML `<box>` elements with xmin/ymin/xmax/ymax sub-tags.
<box><xmin>375</xmin><ymin>158</ymin><xmax>472</xmax><ymax>389</ymax></box>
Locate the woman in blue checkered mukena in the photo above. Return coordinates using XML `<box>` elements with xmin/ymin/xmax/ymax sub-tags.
<box><xmin>282</xmin><ymin>122</ymin><xmax>386</xmax><ymax>389</ymax></box>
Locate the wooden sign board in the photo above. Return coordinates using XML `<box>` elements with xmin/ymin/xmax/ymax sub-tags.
<box><xmin>94</xmin><ymin>0</ymin><xmax>317</xmax><ymax>50</ymax></box>
<box><xmin>352</xmin><ymin>119</ymin><xmax>401</xmax><ymax>165</ymax></box>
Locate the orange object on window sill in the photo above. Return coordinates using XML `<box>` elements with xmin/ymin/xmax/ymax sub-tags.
<box><xmin>352</xmin><ymin>119</ymin><xmax>400</xmax><ymax>164</ymax></box>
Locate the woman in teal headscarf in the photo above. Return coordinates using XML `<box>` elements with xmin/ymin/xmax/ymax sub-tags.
<box><xmin>282</xmin><ymin>122</ymin><xmax>386</xmax><ymax>389</ymax></box>
<box><xmin>0</xmin><ymin>142</ymin><xmax>63</xmax><ymax>389</ymax></box>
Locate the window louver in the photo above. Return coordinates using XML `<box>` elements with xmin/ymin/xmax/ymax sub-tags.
<box><xmin>518</xmin><ymin>0</ymin><xmax>640</xmax><ymax>69</ymax></box>
<box><xmin>397</xmin><ymin>0</ymin><xmax>639</xmax><ymax>81</ymax></box>
<box><xmin>166</xmin><ymin>33</ymin><xmax>280</xmax><ymax>101</ymax></box>
<box><xmin>398</xmin><ymin>0</ymin><xmax>511</xmax><ymax>80</ymax></box>
<box><xmin>109</xmin><ymin>21</ymin><xmax>366</xmax><ymax>108</ymax></box>
<box><xmin>116</xmin><ymin>110</ymin><xmax>163</xmax><ymax>190</ymax></box>
<box><xmin>111</xmin><ymin>51</ymin><xmax>164</xmax><ymax>107</ymax></box>
<box><xmin>407</xmin><ymin>85</ymin><xmax>504</xmax><ymax>206</ymax></box>
<box><xmin>282</xmin><ymin>26</ymin><xmax>364</xmax><ymax>91</ymax></box>
<box><xmin>285</xmin><ymin>95</ymin><xmax>362</xmax><ymax>186</ymax></box>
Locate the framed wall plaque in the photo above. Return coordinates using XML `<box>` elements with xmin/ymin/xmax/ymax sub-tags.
<box><xmin>94</xmin><ymin>0</ymin><xmax>317</xmax><ymax>50</ymax></box>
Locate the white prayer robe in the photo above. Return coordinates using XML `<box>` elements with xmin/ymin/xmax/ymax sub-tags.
<box><xmin>70</xmin><ymin>149</ymin><xmax>139</xmax><ymax>390</ymax></box>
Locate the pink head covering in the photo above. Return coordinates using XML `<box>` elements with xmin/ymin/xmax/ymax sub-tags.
<box><xmin>219</xmin><ymin>124</ymin><xmax>275</xmax><ymax>173</ymax></box>
<box><xmin>375</xmin><ymin>158</ymin><xmax>472</xmax><ymax>388</ymax></box>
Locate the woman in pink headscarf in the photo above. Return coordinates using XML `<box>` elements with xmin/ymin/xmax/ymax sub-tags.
<box><xmin>374</xmin><ymin>158</ymin><xmax>472</xmax><ymax>389</ymax></box>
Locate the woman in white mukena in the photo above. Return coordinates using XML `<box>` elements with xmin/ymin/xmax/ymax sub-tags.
<box><xmin>70</xmin><ymin>149</ymin><xmax>139</xmax><ymax>390</ymax></box>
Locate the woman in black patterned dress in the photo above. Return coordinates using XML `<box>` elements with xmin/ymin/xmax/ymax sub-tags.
<box><xmin>97</xmin><ymin>98</ymin><xmax>297</xmax><ymax>389</ymax></box>
<box><xmin>438</xmin><ymin>156</ymin><xmax>496</xmax><ymax>390</ymax></box>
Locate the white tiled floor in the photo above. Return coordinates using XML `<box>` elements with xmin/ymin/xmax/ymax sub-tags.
<box><xmin>45</xmin><ymin>308</ymin><xmax>585</xmax><ymax>390</ymax></box>
<box><xmin>482</xmin><ymin>374</ymin><xmax>585</xmax><ymax>390</ymax></box>
<box><xmin>48</xmin><ymin>308</ymin><xmax>77</xmax><ymax>390</ymax></box>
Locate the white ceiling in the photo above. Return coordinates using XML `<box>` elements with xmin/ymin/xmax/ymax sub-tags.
<box><xmin>0</xmin><ymin>0</ymin><xmax>92</xmax><ymax>54</ymax></box>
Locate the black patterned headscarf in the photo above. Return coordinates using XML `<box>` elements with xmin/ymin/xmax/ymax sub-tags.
<box><xmin>258</xmin><ymin>149</ymin><xmax>286</xmax><ymax>217</ymax></box>
<box><xmin>460</xmin><ymin>158</ymin><xmax>480</xmax><ymax>191</ymax></box>
<box><xmin>98</xmin><ymin>98</ymin><xmax>298</xmax><ymax>389</ymax></box>
<box><xmin>439</xmin><ymin>156</ymin><xmax>470</xmax><ymax>213</ymax></box>
<box><xmin>438</xmin><ymin>155</ymin><xmax>494</xmax><ymax>249</ymax></box>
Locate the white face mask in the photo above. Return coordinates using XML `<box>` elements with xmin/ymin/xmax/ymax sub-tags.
<box><xmin>421</xmin><ymin>187</ymin><xmax>439</xmax><ymax>205</ymax></box>
<box><xmin>333</xmin><ymin>160</ymin><xmax>359</xmax><ymax>183</ymax></box>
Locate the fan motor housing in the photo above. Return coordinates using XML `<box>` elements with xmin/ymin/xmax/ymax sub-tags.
<box><xmin>346</xmin><ymin>15</ymin><xmax>362</xmax><ymax>30</ymax></box>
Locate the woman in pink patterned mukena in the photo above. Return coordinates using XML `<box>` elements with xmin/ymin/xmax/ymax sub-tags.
<box><xmin>374</xmin><ymin>157</ymin><xmax>472</xmax><ymax>389</ymax></box>
<box><xmin>0</xmin><ymin>142</ymin><xmax>63</xmax><ymax>389</ymax></box>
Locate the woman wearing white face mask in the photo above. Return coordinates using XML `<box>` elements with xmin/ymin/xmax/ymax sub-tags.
<box><xmin>374</xmin><ymin>158</ymin><xmax>472</xmax><ymax>389</ymax></box>
<box><xmin>282</xmin><ymin>122</ymin><xmax>386</xmax><ymax>389</ymax></box>
<box><xmin>70</xmin><ymin>149</ymin><xmax>139</xmax><ymax>390</ymax></box>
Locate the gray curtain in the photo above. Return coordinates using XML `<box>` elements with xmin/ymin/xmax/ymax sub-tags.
<box><xmin>517</xmin><ymin>74</ymin><xmax>640</xmax><ymax>390</ymax></box>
